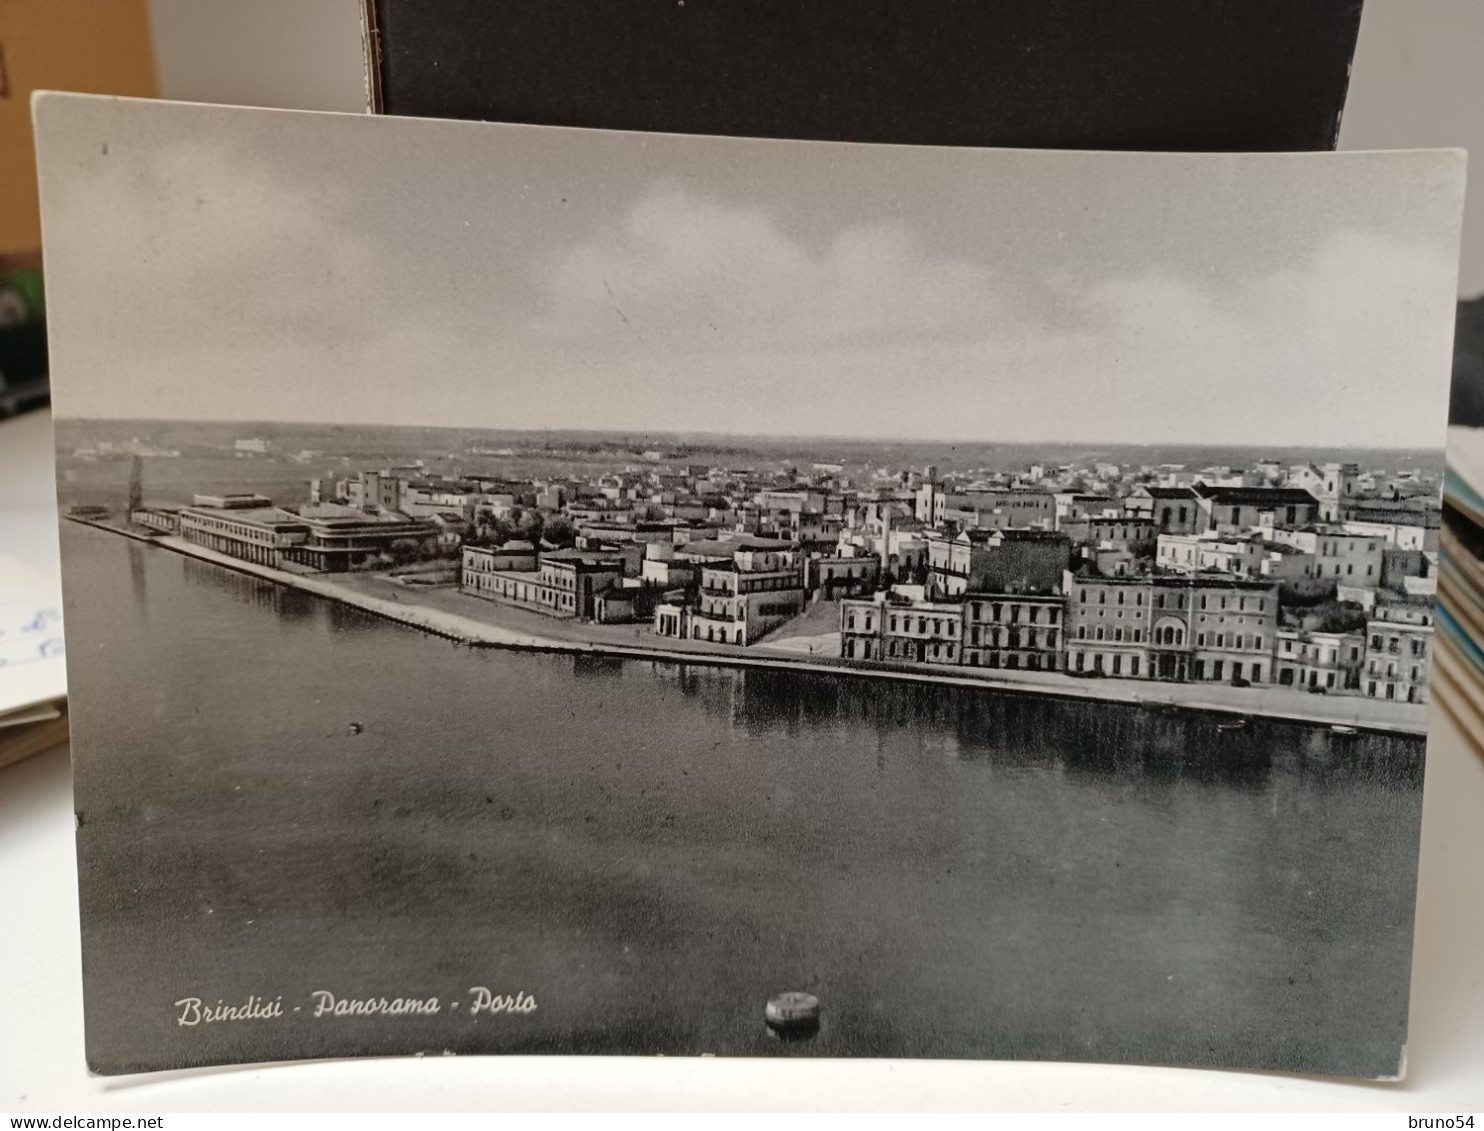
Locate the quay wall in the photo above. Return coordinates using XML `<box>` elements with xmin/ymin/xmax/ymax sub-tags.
<box><xmin>63</xmin><ymin>517</ymin><xmax>1427</xmax><ymax>736</ymax></box>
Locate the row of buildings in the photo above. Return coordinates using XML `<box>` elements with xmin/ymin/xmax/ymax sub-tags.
<box><xmin>840</xmin><ymin>570</ymin><xmax>1433</xmax><ymax>704</ymax></box>
<box><xmin>837</xmin><ymin>462</ymin><xmax>1438</xmax><ymax>705</ymax></box>
<box><xmin>128</xmin><ymin>452</ymin><xmax>1440</xmax><ymax>707</ymax></box>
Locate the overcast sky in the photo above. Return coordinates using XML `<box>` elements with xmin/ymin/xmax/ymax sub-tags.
<box><xmin>35</xmin><ymin>95</ymin><xmax>1466</xmax><ymax>448</ymax></box>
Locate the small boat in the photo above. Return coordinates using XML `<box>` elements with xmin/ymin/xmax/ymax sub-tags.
<box><xmin>764</xmin><ymin>991</ymin><xmax>820</xmax><ymax>1033</ymax></box>
<box><xmin>1216</xmin><ymin>718</ymin><xmax>1249</xmax><ymax>732</ymax></box>
<box><xmin>1329</xmin><ymin>724</ymin><xmax>1359</xmax><ymax>736</ymax></box>
<box><xmin>1135</xmin><ymin>697</ymin><xmax>1179</xmax><ymax>714</ymax></box>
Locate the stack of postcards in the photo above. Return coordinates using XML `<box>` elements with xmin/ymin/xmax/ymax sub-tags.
<box><xmin>1438</xmin><ymin>425</ymin><xmax>1484</xmax><ymax>745</ymax></box>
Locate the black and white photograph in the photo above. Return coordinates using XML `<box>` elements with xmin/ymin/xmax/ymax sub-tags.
<box><xmin>33</xmin><ymin>93</ymin><xmax>1465</xmax><ymax>1078</ymax></box>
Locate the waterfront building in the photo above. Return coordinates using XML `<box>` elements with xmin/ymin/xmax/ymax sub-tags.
<box><xmin>285</xmin><ymin>504</ymin><xmax>440</xmax><ymax>572</ymax></box>
<box><xmin>178</xmin><ymin>494</ymin><xmax>308</xmax><ymax>567</ymax></box>
<box><xmin>460</xmin><ymin>541</ymin><xmax>539</xmax><ymax>596</ymax></box>
<box><xmin>878</xmin><ymin>590</ymin><xmax>963</xmax><ymax>664</ymax></box>
<box><xmin>1063</xmin><ymin>574</ymin><xmax>1155</xmax><ymax>679</ymax></box>
<box><xmin>653</xmin><ymin>593</ymin><xmax>690</xmax><ymax>639</ymax></box>
<box><xmin>1363</xmin><ymin>605</ymin><xmax>1434</xmax><ymax>704</ymax></box>
<box><xmin>1185</xmin><ymin>578</ymin><xmax>1279</xmax><ymax>684</ymax></box>
<box><xmin>1065</xmin><ymin>573</ymin><xmax>1278</xmax><ymax>683</ymax></box>
<box><xmin>461</xmin><ymin>548</ymin><xmax>625</xmax><ymax>620</ymax></box>
<box><xmin>960</xmin><ymin>593</ymin><xmax>1063</xmax><ymax>671</ymax></box>
<box><xmin>839</xmin><ymin>594</ymin><xmax>886</xmax><ymax>660</ymax></box>
<box><xmin>661</xmin><ymin>546</ymin><xmax>805</xmax><ymax>646</ymax></box>
<box><xmin>1274</xmin><ymin>630</ymin><xmax>1365</xmax><ymax>692</ymax></box>
<box><xmin>130</xmin><ymin>504</ymin><xmax>181</xmax><ymax>533</ymax></box>
<box><xmin>838</xmin><ymin>586</ymin><xmax>962</xmax><ymax>664</ymax></box>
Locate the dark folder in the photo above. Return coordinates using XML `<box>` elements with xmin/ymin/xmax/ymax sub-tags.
<box><xmin>365</xmin><ymin>0</ymin><xmax>1363</xmax><ymax>152</ymax></box>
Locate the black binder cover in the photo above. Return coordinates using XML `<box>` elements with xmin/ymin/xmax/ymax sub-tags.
<box><xmin>366</xmin><ymin>0</ymin><xmax>1362</xmax><ymax>152</ymax></box>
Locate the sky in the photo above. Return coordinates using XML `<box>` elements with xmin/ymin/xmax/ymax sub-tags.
<box><xmin>34</xmin><ymin>95</ymin><xmax>1467</xmax><ymax>448</ymax></box>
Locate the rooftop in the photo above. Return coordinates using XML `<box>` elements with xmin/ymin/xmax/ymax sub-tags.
<box><xmin>466</xmin><ymin>539</ymin><xmax>535</xmax><ymax>554</ymax></box>
<box><xmin>1134</xmin><ymin>486</ymin><xmax>1199</xmax><ymax>499</ymax></box>
<box><xmin>541</xmin><ymin>549</ymin><xmax>624</xmax><ymax>569</ymax></box>
<box><xmin>182</xmin><ymin>504</ymin><xmax>304</xmax><ymax>528</ymax></box>
<box><xmin>297</xmin><ymin>502</ymin><xmax>428</xmax><ymax>527</ymax></box>
<box><xmin>1194</xmin><ymin>485</ymin><xmax>1320</xmax><ymax>505</ymax></box>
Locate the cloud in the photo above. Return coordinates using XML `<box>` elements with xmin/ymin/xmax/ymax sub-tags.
<box><xmin>535</xmin><ymin>184</ymin><xmax>1013</xmax><ymax>351</ymax></box>
<box><xmin>1072</xmin><ymin>230</ymin><xmax>1458</xmax><ymax>446</ymax></box>
<box><xmin>48</xmin><ymin>136</ymin><xmax>377</xmax><ymax>361</ymax></box>
<box><xmin>521</xmin><ymin>188</ymin><xmax>1456</xmax><ymax>446</ymax></box>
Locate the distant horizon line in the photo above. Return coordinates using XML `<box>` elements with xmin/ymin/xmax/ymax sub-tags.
<box><xmin>55</xmin><ymin>416</ymin><xmax>1448</xmax><ymax>456</ymax></box>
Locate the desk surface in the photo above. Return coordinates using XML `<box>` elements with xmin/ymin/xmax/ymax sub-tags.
<box><xmin>2</xmin><ymin>411</ymin><xmax>1480</xmax><ymax>1112</ymax></box>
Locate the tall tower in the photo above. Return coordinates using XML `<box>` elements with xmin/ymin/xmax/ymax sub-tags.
<box><xmin>126</xmin><ymin>455</ymin><xmax>143</xmax><ymax>516</ymax></box>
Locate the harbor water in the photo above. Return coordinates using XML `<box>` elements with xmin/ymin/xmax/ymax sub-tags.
<box><xmin>64</xmin><ymin>522</ymin><xmax>1425</xmax><ymax>1076</ymax></box>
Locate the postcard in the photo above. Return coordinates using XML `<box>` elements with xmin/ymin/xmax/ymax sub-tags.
<box><xmin>33</xmin><ymin>93</ymin><xmax>1465</xmax><ymax>1076</ymax></box>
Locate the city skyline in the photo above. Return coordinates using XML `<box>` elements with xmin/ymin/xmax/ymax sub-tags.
<box><xmin>36</xmin><ymin>96</ymin><xmax>1466</xmax><ymax>448</ymax></box>
<box><xmin>56</xmin><ymin>416</ymin><xmax>1452</xmax><ymax>458</ymax></box>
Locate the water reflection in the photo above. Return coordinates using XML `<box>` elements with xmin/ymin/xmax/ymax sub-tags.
<box><xmin>127</xmin><ymin>542</ymin><xmax>148</xmax><ymax>620</ymax></box>
<box><xmin>572</xmin><ymin>654</ymin><xmax>625</xmax><ymax>680</ymax></box>
<box><xmin>181</xmin><ymin>557</ymin><xmax>318</xmax><ymax>621</ymax></box>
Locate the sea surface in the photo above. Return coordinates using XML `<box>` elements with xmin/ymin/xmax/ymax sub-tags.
<box><xmin>64</xmin><ymin>522</ymin><xmax>1426</xmax><ymax>1076</ymax></box>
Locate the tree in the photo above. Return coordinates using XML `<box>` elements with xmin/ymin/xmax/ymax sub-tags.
<box><xmin>912</xmin><ymin>558</ymin><xmax>930</xmax><ymax>586</ymax></box>
<box><xmin>386</xmin><ymin>538</ymin><xmax>423</xmax><ymax>566</ymax></box>
<box><xmin>1127</xmin><ymin>537</ymin><xmax>1157</xmax><ymax>560</ymax></box>
<box><xmin>1307</xmin><ymin>602</ymin><xmax>1368</xmax><ymax>635</ymax></box>
<box><xmin>516</xmin><ymin>510</ymin><xmax>545</xmax><ymax>546</ymax></box>
<box><xmin>543</xmin><ymin>516</ymin><xmax>576</xmax><ymax>548</ymax></box>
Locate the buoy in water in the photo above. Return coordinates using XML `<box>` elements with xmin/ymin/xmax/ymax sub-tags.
<box><xmin>764</xmin><ymin>991</ymin><xmax>820</xmax><ymax>1033</ymax></box>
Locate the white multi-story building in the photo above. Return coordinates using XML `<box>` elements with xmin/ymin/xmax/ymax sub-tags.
<box><xmin>1273</xmin><ymin>630</ymin><xmax>1365</xmax><ymax>692</ymax></box>
<box><xmin>1362</xmin><ymin>606</ymin><xmax>1434</xmax><ymax>704</ymax></box>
